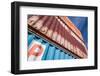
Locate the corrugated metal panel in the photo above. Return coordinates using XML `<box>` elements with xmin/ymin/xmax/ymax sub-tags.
<box><xmin>28</xmin><ymin>32</ymin><xmax>76</xmax><ymax>61</ymax></box>
<box><xmin>28</xmin><ymin>15</ymin><xmax>87</xmax><ymax>58</ymax></box>
<box><xmin>68</xmin><ymin>16</ymin><xmax>88</xmax><ymax>48</ymax></box>
<box><xmin>58</xmin><ymin>16</ymin><xmax>83</xmax><ymax>40</ymax></box>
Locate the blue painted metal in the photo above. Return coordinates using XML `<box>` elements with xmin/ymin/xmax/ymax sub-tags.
<box><xmin>54</xmin><ymin>48</ymin><xmax>60</xmax><ymax>60</ymax></box>
<box><xmin>28</xmin><ymin>34</ymin><xmax>34</xmax><ymax>46</ymax></box>
<box><xmin>28</xmin><ymin>32</ymin><xmax>76</xmax><ymax>60</ymax></box>
<box><xmin>60</xmin><ymin>51</ymin><xmax>65</xmax><ymax>59</ymax></box>
<box><xmin>46</xmin><ymin>44</ymin><xmax>55</xmax><ymax>60</ymax></box>
<box><xmin>42</xmin><ymin>41</ymin><xmax>49</xmax><ymax>60</ymax></box>
<box><xmin>65</xmin><ymin>53</ymin><xmax>71</xmax><ymax>59</ymax></box>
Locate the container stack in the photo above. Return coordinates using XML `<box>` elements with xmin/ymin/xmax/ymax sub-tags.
<box><xmin>27</xmin><ymin>15</ymin><xmax>87</xmax><ymax>61</ymax></box>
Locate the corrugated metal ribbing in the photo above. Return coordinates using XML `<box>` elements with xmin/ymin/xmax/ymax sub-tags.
<box><xmin>32</xmin><ymin>16</ymin><xmax>49</xmax><ymax>30</ymax></box>
<box><xmin>40</xmin><ymin>16</ymin><xmax>54</xmax><ymax>34</ymax></box>
<box><xmin>28</xmin><ymin>15</ymin><xmax>42</xmax><ymax>26</ymax></box>
<box><xmin>68</xmin><ymin>16</ymin><xmax>88</xmax><ymax>48</ymax></box>
<box><xmin>28</xmin><ymin>15</ymin><xmax>87</xmax><ymax>58</ymax></box>
<box><xmin>28</xmin><ymin>32</ymin><xmax>76</xmax><ymax>61</ymax></box>
<box><xmin>59</xmin><ymin>16</ymin><xmax>83</xmax><ymax>40</ymax></box>
<box><xmin>52</xmin><ymin>19</ymin><xmax>58</xmax><ymax>41</ymax></box>
<box><xmin>46</xmin><ymin>18</ymin><xmax>57</xmax><ymax>38</ymax></box>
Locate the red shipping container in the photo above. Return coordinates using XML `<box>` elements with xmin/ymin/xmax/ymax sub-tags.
<box><xmin>60</xmin><ymin>24</ymin><xmax>65</xmax><ymax>46</ymax></box>
<box><xmin>40</xmin><ymin>16</ymin><xmax>54</xmax><ymax>34</ymax></box>
<box><xmin>32</xmin><ymin>16</ymin><xmax>49</xmax><ymax>30</ymax></box>
<box><xmin>46</xmin><ymin>17</ymin><xmax>57</xmax><ymax>38</ymax></box>
<box><xmin>52</xmin><ymin>19</ymin><xmax>59</xmax><ymax>41</ymax></box>
<box><xmin>56</xmin><ymin>22</ymin><xmax>61</xmax><ymax>44</ymax></box>
<box><xmin>28</xmin><ymin>15</ymin><xmax>42</xmax><ymax>26</ymax></box>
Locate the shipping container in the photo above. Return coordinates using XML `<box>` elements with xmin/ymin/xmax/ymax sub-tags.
<box><xmin>28</xmin><ymin>15</ymin><xmax>42</xmax><ymax>26</ymax></box>
<box><xmin>52</xmin><ymin>19</ymin><xmax>58</xmax><ymax>41</ymax></box>
<box><xmin>46</xmin><ymin>17</ymin><xmax>57</xmax><ymax>38</ymax></box>
<box><xmin>28</xmin><ymin>31</ymin><xmax>77</xmax><ymax>61</ymax></box>
<box><xmin>32</xmin><ymin>16</ymin><xmax>49</xmax><ymax>30</ymax></box>
<box><xmin>28</xmin><ymin>15</ymin><xmax>87</xmax><ymax>58</ymax></box>
<box><xmin>40</xmin><ymin>16</ymin><xmax>54</xmax><ymax>34</ymax></box>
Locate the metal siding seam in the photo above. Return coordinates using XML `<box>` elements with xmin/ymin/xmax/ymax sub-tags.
<box><xmin>54</xmin><ymin>48</ymin><xmax>60</xmax><ymax>60</ymax></box>
<box><xmin>65</xmin><ymin>53</ymin><xmax>70</xmax><ymax>59</ymax></box>
<box><xmin>60</xmin><ymin>51</ymin><xmax>65</xmax><ymax>59</ymax></box>
<box><xmin>46</xmin><ymin>17</ymin><xmax>57</xmax><ymax>38</ymax></box>
<box><xmin>52</xmin><ymin>19</ymin><xmax>58</xmax><ymax>41</ymax></box>
<box><xmin>46</xmin><ymin>44</ymin><xmax>55</xmax><ymax>60</ymax></box>
<box><xmin>68</xmin><ymin>54</ymin><xmax>73</xmax><ymax>59</ymax></box>
<box><xmin>42</xmin><ymin>42</ymin><xmax>49</xmax><ymax>60</ymax></box>
<box><xmin>32</xmin><ymin>16</ymin><xmax>49</xmax><ymax>30</ymax></box>
<box><xmin>63</xmin><ymin>52</ymin><xmax>66</xmax><ymax>59</ymax></box>
<box><xmin>40</xmin><ymin>16</ymin><xmax>54</xmax><ymax>34</ymax></box>
<box><xmin>28</xmin><ymin>34</ymin><xmax>34</xmax><ymax>46</ymax></box>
